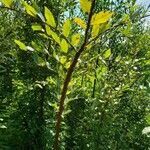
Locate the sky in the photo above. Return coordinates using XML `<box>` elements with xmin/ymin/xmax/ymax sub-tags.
<box><xmin>137</xmin><ymin>0</ymin><xmax>150</xmax><ymax>7</ymax></box>
<box><xmin>137</xmin><ymin>0</ymin><xmax>150</xmax><ymax>25</ymax></box>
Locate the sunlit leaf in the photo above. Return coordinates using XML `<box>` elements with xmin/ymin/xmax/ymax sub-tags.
<box><xmin>0</xmin><ymin>125</ymin><xmax>7</xmax><ymax>129</ymax></box>
<box><xmin>45</xmin><ymin>25</ymin><xmax>60</xmax><ymax>44</ymax></box>
<box><xmin>103</xmin><ymin>49</ymin><xmax>111</xmax><ymax>58</ymax></box>
<box><xmin>91</xmin><ymin>23</ymin><xmax>110</xmax><ymax>38</ymax></box>
<box><xmin>91</xmin><ymin>25</ymin><xmax>100</xmax><ymax>38</ymax></box>
<box><xmin>49</xmin><ymin>102</ymin><xmax>58</xmax><ymax>110</ymax></box>
<box><xmin>142</xmin><ymin>126</ymin><xmax>150</xmax><ymax>134</ymax></box>
<box><xmin>52</xmin><ymin>32</ymin><xmax>60</xmax><ymax>44</ymax></box>
<box><xmin>39</xmin><ymin>33</ymin><xmax>49</xmax><ymax>39</ymax></box>
<box><xmin>99</xmin><ymin>23</ymin><xmax>111</xmax><ymax>33</ymax></box>
<box><xmin>32</xmin><ymin>24</ymin><xmax>43</xmax><ymax>31</ymax></box>
<box><xmin>23</xmin><ymin>2</ymin><xmax>37</xmax><ymax>17</ymax></box>
<box><xmin>60</xmin><ymin>39</ymin><xmax>69</xmax><ymax>53</ymax></box>
<box><xmin>14</xmin><ymin>40</ymin><xmax>27</xmax><ymax>50</ymax></box>
<box><xmin>122</xmin><ymin>14</ymin><xmax>130</xmax><ymax>23</ymax></box>
<box><xmin>80</xmin><ymin>0</ymin><xmax>91</xmax><ymax>13</ymax></box>
<box><xmin>65</xmin><ymin>61</ymin><xmax>71</xmax><ymax>69</ymax></box>
<box><xmin>63</xmin><ymin>109</ymin><xmax>72</xmax><ymax>115</ymax></box>
<box><xmin>38</xmin><ymin>12</ymin><xmax>45</xmax><ymax>22</ymax></box>
<box><xmin>62</xmin><ymin>19</ymin><xmax>71</xmax><ymax>37</ymax></box>
<box><xmin>45</xmin><ymin>25</ymin><xmax>53</xmax><ymax>35</ymax></box>
<box><xmin>74</xmin><ymin>18</ymin><xmax>86</xmax><ymax>29</ymax></box>
<box><xmin>46</xmin><ymin>76</ymin><xmax>56</xmax><ymax>85</ymax></box>
<box><xmin>35</xmin><ymin>83</ymin><xmax>43</xmax><ymax>89</ymax></box>
<box><xmin>1</xmin><ymin>0</ymin><xmax>13</xmax><ymax>8</ymax></box>
<box><xmin>91</xmin><ymin>11</ymin><xmax>113</xmax><ymax>25</ymax></box>
<box><xmin>44</xmin><ymin>6</ymin><xmax>56</xmax><ymax>27</ymax></box>
<box><xmin>86</xmin><ymin>42</ymin><xmax>93</xmax><ymax>50</ymax></box>
<box><xmin>71</xmin><ymin>34</ymin><xmax>81</xmax><ymax>46</ymax></box>
<box><xmin>60</xmin><ymin>56</ymin><xmax>67</xmax><ymax>64</ymax></box>
<box><xmin>121</xmin><ymin>24</ymin><xmax>132</xmax><ymax>36</ymax></box>
<box><xmin>52</xmin><ymin>33</ymin><xmax>60</xmax><ymax>44</ymax></box>
<box><xmin>26</xmin><ymin>46</ymin><xmax>34</xmax><ymax>52</ymax></box>
<box><xmin>115</xmin><ymin>55</ymin><xmax>121</xmax><ymax>62</ymax></box>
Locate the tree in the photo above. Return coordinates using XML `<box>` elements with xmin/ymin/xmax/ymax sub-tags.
<box><xmin>0</xmin><ymin>0</ymin><xmax>149</xmax><ymax>149</ymax></box>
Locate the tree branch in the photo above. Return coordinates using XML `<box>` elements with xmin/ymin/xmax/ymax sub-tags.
<box><xmin>53</xmin><ymin>0</ymin><xmax>96</xmax><ymax>149</ymax></box>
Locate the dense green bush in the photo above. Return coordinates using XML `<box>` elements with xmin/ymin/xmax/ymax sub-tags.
<box><xmin>0</xmin><ymin>0</ymin><xmax>149</xmax><ymax>149</ymax></box>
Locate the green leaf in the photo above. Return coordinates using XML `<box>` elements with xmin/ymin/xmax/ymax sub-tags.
<box><xmin>60</xmin><ymin>56</ymin><xmax>67</xmax><ymax>64</ymax></box>
<box><xmin>0</xmin><ymin>125</ymin><xmax>7</xmax><ymax>129</ymax></box>
<box><xmin>1</xmin><ymin>0</ymin><xmax>13</xmax><ymax>8</ymax></box>
<box><xmin>74</xmin><ymin>18</ymin><xmax>86</xmax><ymax>29</ymax></box>
<box><xmin>52</xmin><ymin>33</ymin><xmax>60</xmax><ymax>44</ymax></box>
<box><xmin>45</xmin><ymin>25</ymin><xmax>52</xmax><ymax>35</ymax></box>
<box><xmin>91</xmin><ymin>11</ymin><xmax>113</xmax><ymax>25</ymax></box>
<box><xmin>142</xmin><ymin>126</ymin><xmax>150</xmax><ymax>135</ymax></box>
<box><xmin>63</xmin><ymin>109</ymin><xmax>72</xmax><ymax>115</ymax></box>
<box><xmin>32</xmin><ymin>24</ymin><xmax>43</xmax><ymax>31</ymax></box>
<box><xmin>23</xmin><ymin>1</ymin><xmax>37</xmax><ymax>17</ymax></box>
<box><xmin>91</xmin><ymin>23</ymin><xmax>110</xmax><ymax>38</ymax></box>
<box><xmin>65</xmin><ymin>61</ymin><xmax>71</xmax><ymax>69</ymax></box>
<box><xmin>60</xmin><ymin>39</ymin><xmax>69</xmax><ymax>53</ymax></box>
<box><xmin>122</xmin><ymin>14</ymin><xmax>130</xmax><ymax>23</ymax></box>
<box><xmin>115</xmin><ymin>55</ymin><xmax>121</xmax><ymax>62</ymax></box>
<box><xmin>33</xmin><ymin>54</ymin><xmax>45</xmax><ymax>66</ymax></box>
<box><xmin>146</xmin><ymin>114</ymin><xmax>150</xmax><ymax>124</ymax></box>
<box><xmin>14</xmin><ymin>40</ymin><xmax>27</xmax><ymax>50</ymax></box>
<box><xmin>121</xmin><ymin>24</ymin><xmax>132</xmax><ymax>36</ymax></box>
<box><xmin>99</xmin><ymin>23</ymin><xmax>111</xmax><ymax>34</ymax></box>
<box><xmin>46</xmin><ymin>77</ymin><xmax>56</xmax><ymax>85</ymax></box>
<box><xmin>103</xmin><ymin>49</ymin><xmax>111</xmax><ymax>59</ymax></box>
<box><xmin>49</xmin><ymin>102</ymin><xmax>58</xmax><ymax>110</ymax></box>
<box><xmin>45</xmin><ymin>25</ymin><xmax>60</xmax><ymax>44</ymax></box>
<box><xmin>91</xmin><ymin>25</ymin><xmax>100</xmax><ymax>38</ymax></box>
<box><xmin>26</xmin><ymin>46</ymin><xmax>34</xmax><ymax>52</ymax></box>
<box><xmin>44</xmin><ymin>6</ymin><xmax>56</xmax><ymax>27</ymax></box>
<box><xmin>35</xmin><ymin>84</ymin><xmax>43</xmax><ymax>89</ymax></box>
<box><xmin>39</xmin><ymin>33</ymin><xmax>49</xmax><ymax>39</ymax></box>
<box><xmin>62</xmin><ymin>19</ymin><xmax>71</xmax><ymax>37</ymax></box>
<box><xmin>53</xmin><ymin>51</ymin><xmax>59</xmax><ymax>61</ymax></box>
<box><xmin>71</xmin><ymin>34</ymin><xmax>81</xmax><ymax>46</ymax></box>
<box><xmin>80</xmin><ymin>0</ymin><xmax>91</xmax><ymax>13</ymax></box>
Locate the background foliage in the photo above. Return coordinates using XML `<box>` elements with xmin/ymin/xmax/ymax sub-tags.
<box><xmin>0</xmin><ymin>0</ymin><xmax>150</xmax><ymax>149</ymax></box>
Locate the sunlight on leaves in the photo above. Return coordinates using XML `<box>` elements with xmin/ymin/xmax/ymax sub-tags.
<box><xmin>103</xmin><ymin>49</ymin><xmax>111</xmax><ymax>59</ymax></box>
<box><xmin>14</xmin><ymin>40</ymin><xmax>26</xmax><ymax>50</ymax></box>
<box><xmin>91</xmin><ymin>25</ymin><xmax>100</xmax><ymax>38</ymax></box>
<box><xmin>71</xmin><ymin>33</ymin><xmax>81</xmax><ymax>46</ymax></box>
<box><xmin>23</xmin><ymin>1</ymin><xmax>37</xmax><ymax>17</ymax></box>
<box><xmin>60</xmin><ymin>39</ymin><xmax>69</xmax><ymax>53</ymax></box>
<box><xmin>91</xmin><ymin>11</ymin><xmax>113</xmax><ymax>25</ymax></box>
<box><xmin>80</xmin><ymin>0</ymin><xmax>91</xmax><ymax>13</ymax></box>
<box><xmin>1</xmin><ymin>0</ymin><xmax>13</xmax><ymax>8</ymax></box>
<box><xmin>32</xmin><ymin>24</ymin><xmax>43</xmax><ymax>31</ymax></box>
<box><xmin>60</xmin><ymin>56</ymin><xmax>67</xmax><ymax>64</ymax></box>
<box><xmin>65</xmin><ymin>61</ymin><xmax>71</xmax><ymax>69</ymax></box>
<box><xmin>63</xmin><ymin>19</ymin><xmax>71</xmax><ymax>37</ymax></box>
<box><xmin>142</xmin><ymin>126</ymin><xmax>150</xmax><ymax>135</ymax></box>
<box><xmin>44</xmin><ymin>6</ymin><xmax>56</xmax><ymax>27</ymax></box>
<box><xmin>74</xmin><ymin>17</ymin><xmax>86</xmax><ymax>29</ymax></box>
<box><xmin>45</xmin><ymin>25</ymin><xmax>60</xmax><ymax>44</ymax></box>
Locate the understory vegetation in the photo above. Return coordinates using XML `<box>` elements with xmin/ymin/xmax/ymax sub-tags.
<box><xmin>0</xmin><ymin>0</ymin><xmax>150</xmax><ymax>149</ymax></box>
